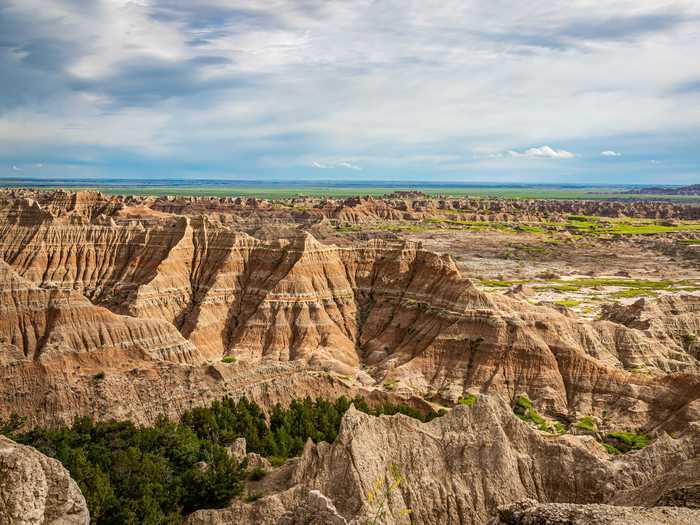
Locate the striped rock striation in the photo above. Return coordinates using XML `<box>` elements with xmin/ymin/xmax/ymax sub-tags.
<box><xmin>0</xmin><ymin>192</ymin><xmax>698</xmax><ymax>432</ymax></box>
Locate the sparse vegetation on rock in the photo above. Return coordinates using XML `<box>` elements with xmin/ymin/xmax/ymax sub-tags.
<box><xmin>514</xmin><ymin>395</ymin><xmax>566</xmax><ymax>434</ymax></box>
<box><xmin>573</xmin><ymin>416</ymin><xmax>597</xmax><ymax>432</ymax></box>
<box><xmin>606</xmin><ymin>431</ymin><xmax>651</xmax><ymax>452</ymax></box>
<box><xmin>1</xmin><ymin>395</ymin><xmax>439</xmax><ymax>524</ymax></box>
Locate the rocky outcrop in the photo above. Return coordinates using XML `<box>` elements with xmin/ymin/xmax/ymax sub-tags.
<box><xmin>5</xmin><ymin>189</ymin><xmax>700</xmax><ymax>223</ymax></box>
<box><xmin>601</xmin><ymin>295</ymin><xmax>700</xmax><ymax>359</ymax></box>
<box><xmin>0</xmin><ymin>434</ymin><xmax>89</xmax><ymax>524</ymax></box>
<box><xmin>491</xmin><ymin>499</ymin><xmax>700</xmax><ymax>525</ymax></box>
<box><xmin>186</xmin><ymin>395</ymin><xmax>700</xmax><ymax>525</ymax></box>
<box><xmin>0</xmin><ymin>260</ymin><xmax>198</xmax><ymax>365</ymax></box>
<box><xmin>0</xmin><ymin>189</ymin><xmax>699</xmax><ymax>523</ymax></box>
<box><xmin>1</xmin><ymin>191</ymin><xmax>699</xmax><ymax>430</ymax></box>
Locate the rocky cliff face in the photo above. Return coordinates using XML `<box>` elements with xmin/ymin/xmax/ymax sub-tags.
<box><xmin>601</xmin><ymin>295</ymin><xmax>700</xmax><ymax>357</ymax></box>
<box><xmin>187</xmin><ymin>394</ymin><xmax>700</xmax><ymax>525</ymax></box>
<box><xmin>0</xmin><ymin>260</ymin><xmax>198</xmax><ymax>365</ymax></box>
<box><xmin>0</xmin><ymin>190</ymin><xmax>699</xmax><ymax>523</ymax></box>
<box><xmin>0</xmin><ymin>192</ymin><xmax>698</xmax><ymax>430</ymax></box>
<box><xmin>0</xmin><ymin>435</ymin><xmax>89</xmax><ymax>524</ymax></box>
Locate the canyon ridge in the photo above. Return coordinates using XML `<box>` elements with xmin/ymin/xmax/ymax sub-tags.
<box><xmin>1</xmin><ymin>189</ymin><xmax>699</xmax><ymax>524</ymax></box>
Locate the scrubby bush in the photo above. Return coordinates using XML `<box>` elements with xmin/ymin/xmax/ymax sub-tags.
<box><xmin>247</xmin><ymin>467</ymin><xmax>267</xmax><ymax>481</ymax></box>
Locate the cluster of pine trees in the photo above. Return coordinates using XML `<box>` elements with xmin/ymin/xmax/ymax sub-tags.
<box><xmin>2</xmin><ymin>396</ymin><xmax>442</xmax><ymax>524</ymax></box>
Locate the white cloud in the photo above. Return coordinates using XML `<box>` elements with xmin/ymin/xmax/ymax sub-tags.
<box><xmin>600</xmin><ymin>150</ymin><xmax>622</xmax><ymax>156</ymax></box>
<box><xmin>311</xmin><ymin>160</ymin><xmax>361</xmax><ymax>170</ymax></box>
<box><xmin>11</xmin><ymin>165</ymin><xmax>22</xmax><ymax>171</ymax></box>
<box><xmin>508</xmin><ymin>146</ymin><xmax>576</xmax><ymax>159</ymax></box>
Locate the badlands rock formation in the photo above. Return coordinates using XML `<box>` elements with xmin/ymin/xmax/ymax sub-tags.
<box><xmin>187</xmin><ymin>394</ymin><xmax>700</xmax><ymax>525</ymax></box>
<box><xmin>0</xmin><ymin>190</ymin><xmax>698</xmax><ymax>523</ymax></box>
<box><xmin>0</xmin><ymin>435</ymin><xmax>89</xmax><ymax>524</ymax></box>
<box><xmin>4</xmin><ymin>188</ymin><xmax>700</xmax><ymax>224</ymax></box>
<box><xmin>601</xmin><ymin>295</ymin><xmax>700</xmax><ymax>355</ymax></box>
<box><xmin>0</xmin><ymin>192</ymin><xmax>698</xmax><ymax>430</ymax></box>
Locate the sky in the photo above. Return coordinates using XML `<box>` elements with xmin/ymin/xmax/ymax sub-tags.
<box><xmin>0</xmin><ymin>0</ymin><xmax>699</xmax><ymax>184</ymax></box>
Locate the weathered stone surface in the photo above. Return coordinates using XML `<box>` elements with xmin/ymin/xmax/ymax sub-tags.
<box><xmin>0</xmin><ymin>435</ymin><xmax>89</xmax><ymax>525</ymax></box>
<box><xmin>278</xmin><ymin>490</ymin><xmax>348</xmax><ymax>525</ymax></box>
<box><xmin>186</xmin><ymin>395</ymin><xmax>700</xmax><ymax>525</ymax></box>
<box><xmin>0</xmin><ymin>190</ymin><xmax>699</xmax><ymax>524</ymax></box>
<box><xmin>490</xmin><ymin>499</ymin><xmax>700</xmax><ymax>525</ymax></box>
<box><xmin>0</xmin><ymin>188</ymin><xmax>700</xmax><ymax>427</ymax></box>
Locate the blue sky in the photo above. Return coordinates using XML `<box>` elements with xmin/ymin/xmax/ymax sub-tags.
<box><xmin>1</xmin><ymin>0</ymin><xmax>699</xmax><ymax>184</ymax></box>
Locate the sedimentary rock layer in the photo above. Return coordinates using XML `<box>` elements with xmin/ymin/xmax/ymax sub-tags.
<box><xmin>0</xmin><ymin>192</ymin><xmax>698</xmax><ymax>430</ymax></box>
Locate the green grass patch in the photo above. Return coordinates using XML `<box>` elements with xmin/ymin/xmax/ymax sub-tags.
<box><xmin>606</xmin><ymin>431</ymin><xmax>650</xmax><ymax>452</ymax></box>
<box><xmin>458</xmin><ymin>394</ymin><xmax>478</xmax><ymax>407</ymax></box>
<box><xmin>516</xmin><ymin>225</ymin><xmax>547</xmax><ymax>234</ymax></box>
<box><xmin>568</xmin><ymin>278</ymin><xmax>675</xmax><ymax>289</ymax></box>
<box><xmin>536</xmin><ymin>278</ymin><xmax>686</xmax><ymax>297</ymax></box>
<box><xmin>383</xmin><ymin>378</ymin><xmax>399</xmax><ymax>391</ymax></box>
<box><xmin>534</xmin><ymin>284</ymin><xmax>581</xmax><ymax>292</ymax></box>
<box><xmin>573</xmin><ymin>416</ymin><xmax>597</xmax><ymax>432</ymax></box>
<box><xmin>602</xmin><ymin>443</ymin><xmax>622</xmax><ymax>455</ymax></box>
<box><xmin>514</xmin><ymin>395</ymin><xmax>565</xmax><ymax>434</ymax></box>
<box><xmin>554</xmin><ymin>300</ymin><xmax>581</xmax><ymax>307</ymax></box>
<box><xmin>480</xmin><ymin>279</ymin><xmax>516</xmax><ymax>287</ymax></box>
<box><xmin>611</xmin><ymin>288</ymin><xmax>659</xmax><ymax>299</ymax></box>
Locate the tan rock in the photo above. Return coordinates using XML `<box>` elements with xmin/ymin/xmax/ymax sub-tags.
<box><xmin>187</xmin><ymin>395</ymin><xmax>700</xmax><ymax>525</ymax></box>
<box><xmin>490</xmin><ymin>499</ymin><xmax>700</xmax><ymax>525</ymax></box>
<box><xmin>0</xmin><ymin>435</ymin><xmax>89</xmax><ymax>524</ymax></box>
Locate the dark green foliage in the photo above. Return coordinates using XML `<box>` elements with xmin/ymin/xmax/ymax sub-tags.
<box><xmin>181</xmin><ymin>396</ymin><xmax>441</xmax><ymax>460</ymax></box>
<box><xmin>247</xmin><ymin>467</ymin><xmax>267</xmax><ymax>481</ymax></box>
<box><xmin>4</xmin><ymin>396</ymin><xmax>439</xmax><ymax>524</ymax></box>
<box><xmin>11</xmin><ymin>416</ymin><xmax>243</xmax><ymax>524</ymax></box>
<box><xmin>0</xmin><ymin>413</ymin><xmax>27</xmax><ymax>436</ymax></box>
<box><xmin>245</xmin><ymin>492</ymin><xmax>261</xmax><ymax>502</ymax></box>
<box><xmin>606</xmin><ymin>431</ymin><xmax>650</xmax><ymax>452</ymax></box>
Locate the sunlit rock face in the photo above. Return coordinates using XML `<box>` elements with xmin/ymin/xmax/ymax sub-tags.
<box><xmin>0</xmin><ymin>190</ymin><xmax>698</xmax><ymax>434</ymax></box>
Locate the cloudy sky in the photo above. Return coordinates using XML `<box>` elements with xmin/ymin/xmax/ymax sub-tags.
<box><xmin>1</xmin><ymin>0</ymin><xmax>699</xmax><ymax>183</ymax></box>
